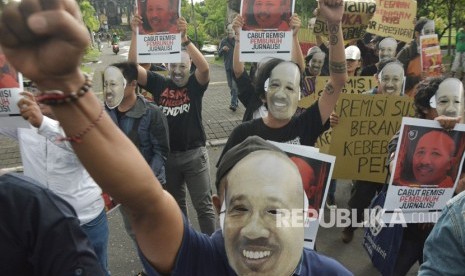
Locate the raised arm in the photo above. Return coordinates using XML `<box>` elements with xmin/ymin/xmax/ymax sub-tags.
<box><xmin>128</xmin><ymin>14</ymin><xmax>149</xmax><ymax>86</ymax></box>
<box><xmin>0</xmin><ymin>0</ymin><xmax>183</xmax><ymax>273</ymax></box>
<box><xmin>316</xmin><ymin>0</ymin><xmax>348</xmax><ymax>124</ymax></box>
<box><xmin>232</xmin><ymin>15</ymin><xmax>245</xmax><ymax>78</ymax></box>
<box><xmin>179</xmin><ymin>17</ymin><xmax>210</xmax><ymax>85</ymax></box>
<box><xmin>290</xmin><ymin>14</ymin><xmax>305</xmax><ymax>72</ymax></box>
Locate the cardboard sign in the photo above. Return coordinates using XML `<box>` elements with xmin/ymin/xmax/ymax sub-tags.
<box><xmin>366</xmin><ymin>0</ymin><xmax>417</xmax><ymax>43</ymax></box>
<box><xmin>314</xmin><ymin>0</ymin><xmax>377</xmax><ymax>42</ymax></box>
<box><xmin>329</xmin><ymin>94</ymin><xmax>415</xmax><ymax>183</ymax></box>
<box><xmin>298</xmin><ymin>77</ymin><xmax>377</xmax><ymax>153</ymax></box>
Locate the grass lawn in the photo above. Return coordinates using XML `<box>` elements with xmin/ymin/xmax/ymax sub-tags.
<box><xmin>81</xmin><ymin>47</ymin><xmax>101</xmax><ymax>74</ymax></box>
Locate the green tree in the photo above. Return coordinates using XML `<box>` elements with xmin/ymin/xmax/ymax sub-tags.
<box><xmin>416</xmin><ymin>0</ymin><xmax>465</xmax><ymax>54</ymax></box>
<box><xmin>79</xmin><ymin>0</ymin><xmax>100</xmax><ymax>33</ymax></box>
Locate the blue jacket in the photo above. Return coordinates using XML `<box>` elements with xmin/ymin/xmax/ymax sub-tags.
<box><xmin>419</xmin><ymin>191</ymin><xmax>465</xmax><ymax>275</ymax></box>
<box><xmin>107</xmin><ymin>95</ymin><xmax>170</xmax><ymax>184</ymax></box>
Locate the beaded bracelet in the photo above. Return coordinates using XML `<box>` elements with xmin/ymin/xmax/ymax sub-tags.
<box><xmin>57</xmin><ymin>107</ymin><xmax>104</xmax><ymax>144</ymax></box>
<box><xmin>36</xmin><ymin>73</ymin><xmax>92</xmax><ymax>105</ymax></box>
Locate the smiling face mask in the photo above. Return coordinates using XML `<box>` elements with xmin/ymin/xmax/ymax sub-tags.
<box><xmin>433</xmin><ymin>78</ymin><xmax>464</xmax><ymax>118</ymax></box>
<box><xmin>103</xmin><ymin>66</ymin><xmax>126</xmax><ymax>109</ymax></box>
<box><xmin>265</xmin><ymin>62</ymin><xmax>301</xmax><ymax>120</ymax></box>
<box><xmin>377</xmin><ymin>62</ymin><xmax>405</xmax><ymax>96</ymax></box>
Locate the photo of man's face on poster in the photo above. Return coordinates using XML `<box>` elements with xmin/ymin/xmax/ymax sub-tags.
<box><xmin>138</xmin><ymin>0</ymin><xmax>179</xmax><ymax>35</ymax></box>
<box><xmin>241</xmin><ymin>0</ymin><xmax>293</xmax><ymax>31</ymax></box>
<box><xmin>289</xmin><ymin>154</ymin><xmax>330</xmax><ymax>218</ymax></box>
<box><xmin>393</xmin><ymin>126</ymin><xmax>465</xmax><ymax>188</ymax></box>
<box><xmin>0</xmin><ymin>54</ymin><xmax>19</xmax><ymax>89</ymax></box>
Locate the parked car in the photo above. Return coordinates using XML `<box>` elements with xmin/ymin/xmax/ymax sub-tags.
<box><xmin>201</xmin><ymin>43</ymin><xmax>218</xmax><ymax>54</ymax></box>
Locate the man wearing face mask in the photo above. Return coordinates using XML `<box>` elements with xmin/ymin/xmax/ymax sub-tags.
<box><xmin>219</xmin><ymin>23</ymin><xmax>238</xmax><ymax>111</ymax></box>
<box><xmin>129</xmin><ymin>15</ymin><xmax>217</xmax><ymax>235</ymax></box>
<box><xmin>219</xmin><ymin>0</ymin><xmax>347</xmax><ymax>163</ymax></box>
<box><xmin>103</xmin><ymin>62</ymin><xmax>170</xmax><ymax>261</ymax></box>
<box><xmin>361</xmin><ymin>37</ymin><xmax>398</xmax><ymax>76</ymax></box>
<box><xmin>231</xmin><ymin>13</ymin><xmax>305</xmax><ymax>122</ymax></box>
<box><xmin>384</xmin><ymin>77</ymin><xmax>463</xmax><ymax>275</ymax></box>
<box><xmin>339</xmin><ymin>58</ymin><xmax>406</xmax><ymax>243</ymax></box>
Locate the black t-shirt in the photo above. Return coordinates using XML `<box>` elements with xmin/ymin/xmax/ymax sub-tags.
<box><xmin>218</xmin><ymin>101</ymin><xmax>330</xmax><ymax>164</ymax></box>
<box><xmin>361</xmin><ymin>64</ymin><xmax>377</xmax><ymax>77</ymax></box>
<box><xmin>0</xmin><ymin>173</ymin><xmax>104</xmax><ymax>276</ymax></box>
<box><xmin>235</xmin><ymin>71</ymin><xmax>263</xmax><ymax>122</ymax></box>
<box><xmin>145</xmin><ymin>72</ymin><xmax>208</xmax><ymax>151</ymax></box>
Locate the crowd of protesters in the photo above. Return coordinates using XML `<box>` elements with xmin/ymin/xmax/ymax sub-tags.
<box><xmin>1</xmin><ymin>0</ymin><xmax>465</xmax><ymax>275</ymax></box>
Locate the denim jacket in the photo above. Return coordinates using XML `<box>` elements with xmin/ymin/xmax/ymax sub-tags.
<box><xmin>107</xmin><ymin>95</ymin><xmax>170</xmax><ymax>184</ymax></box>
<box><xmin>419</xmin><ymin>191</ymin><xmax>465</xmax><ymax>275</ymax></box>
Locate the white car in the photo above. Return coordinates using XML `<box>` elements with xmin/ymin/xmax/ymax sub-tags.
<box><xmin>201</xmin><ymin>43</ymin><xmax>218</xmax><ymax>54</ymax></box>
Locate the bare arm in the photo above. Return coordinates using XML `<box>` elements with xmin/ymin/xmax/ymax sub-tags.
<box><xmin>178</xmin><ymin>17</ymin><xmax>210</xmax><ymax>85</ymax></box>
<box><xmin>232</xmin><ymin>15</ymin><xmax>245</xmax><ymax>78</ymax></box>
<box><xmin>316</xmin><ymin>0</ymin><xmax>348</xmax><ymax>124</ymax></box>
<box><xmin>0</xmin><ymin>1</ymin><xmax>183</xmax><ymax>273</ymax></box>
<box><xmin>128</xmin><ymin>15</ymin><xmax>149</xmax><ymax>86</ymax></box>
<box><xmin>290</xmin><ymin>14</ymin><xmax>305</xmax><ymax>73</ymax></box>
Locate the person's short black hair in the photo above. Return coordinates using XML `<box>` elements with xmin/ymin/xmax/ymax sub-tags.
<box><xmin>254</xmin><ymin>58</ymin><xmax>300</xmax><ymax>99</ymax></box>
<box><xmin>110</xmin><ymin>62</ymin><xmax>139</xmax><ymax>83</ymax></box>
<box><xmin>376</xmin><ymin>58</ymin><xmax>401</xmax><ymax>74</ymax></box>
<box><xmin>414</xmin><ymin>76</ymin><xmax>446</xmax><ymax>118</ymax></box>
<box><xmin>415</xmin><ymin>18</ymin><xmax>429</xmax><ymax>33</ymax></box>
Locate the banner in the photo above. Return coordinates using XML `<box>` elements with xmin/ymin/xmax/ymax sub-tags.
<box><xmin>329</xmin><ymin>94</ymin><xmax>415</xmax><ymax>182</ymax></box>
<box><xmin>270</xmin><ymin>141</ymin><xmax>334</xmax><ymax>250</ymax></box>
<box><xmin>366</xmin><ymin>0</ymin><xmax>417</xmax><ymax>43</ymax></box>
<box><xmin>0</xmin><ymin>53</ymin><xmax>27</xmax><ymax>128</ymax></box>
<box><xmin>420</xmin><ymin>34</ymin><xmax>442</xmax><ymax>77</ymax></box>
<box><xmin>136</xmin><ymin>0</ymin><xmax>182</xmax><ymax>63</ymax></box>
<box><xmin>239</xmin><ymin>0</ymin><xmax>294</xmax><ymax>62</ymax></box>
<box><xmin>384</xmin><ymin>117</ymin><xmax>465</xmax><ymax>223</ymax></box>
<box><xmin>314</xmin><ymin>0</ymin><xmax>377</xmax><ymax>42</ymax></box>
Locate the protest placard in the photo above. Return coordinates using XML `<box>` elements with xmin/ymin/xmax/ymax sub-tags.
<box><xmin>0</xmin><ymin>53</ymin><xmax>27</xmax><ymax>128</ymax></box>
<box><xmin>420</xmin><ymin>34</ymin><xmax>442</xmax><ymax>77</ymax></box>
<box><xmin>366</xmin><ymin>0</ymin><xmax>416</xmax><ymax>43</ymax></box>
<box><xmin>271</xmin><ymin>141</ymin><xmax>334</xmax><ymax>250</ymax></box>
<box><xmin>383</xmin><ymin>117</ymin><xmax>465</xmax><ymax>223</ymax></box>
<box><xmin>329</xmin><ymin>94</ymin><xmax>415</xmax><ymax>183</ymax></box>
<box><xmin>297</xmin><ymin>77</ymin><xmax>376</xmax><ymax>153</ymax></box>
<box><xmin>136</xmin><ymin>0</ymin><xmax>182</xmax><ymax>63</ymax></box>
<box><xmin>239</xmin><ymin>0</ymin><xmax>294</xmax><ymax>62</ymax></box>
<box><xmin>314</xmin><ymin>0</ymin><xmax>376</xmax><ymax>42</ymax></box>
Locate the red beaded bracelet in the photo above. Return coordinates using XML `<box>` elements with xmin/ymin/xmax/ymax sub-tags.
<box><xmin>36</xmin><ymin>73</ymin><xmax>92</xmax><ymax>105</ymax></box>
<box><xmin>57</xmin><ymin>107</ymin><xmax>104</xmax><ymax>143</ymax></box>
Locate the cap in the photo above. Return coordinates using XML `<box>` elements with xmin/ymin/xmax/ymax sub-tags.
<box><xmin>345</xmin><ymin>45</ymin><xmax>361</xmax><ymax>60</ymax></box>
<box><xmin>215</xmin><ymin>136</ymin><xmax>286</xmax><ymax>190</ymax></box>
